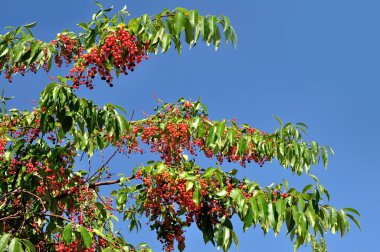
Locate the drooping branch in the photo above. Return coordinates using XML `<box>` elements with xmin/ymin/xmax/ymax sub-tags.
<box><xmin>124</xmin><ymin>161</ymin><xmax>360</xmax><ymax>252</ymax></box>
<box><xmin>0</xmin><ymin>6</ymin><xmax>236</xmax><ymax>86</ymax></box>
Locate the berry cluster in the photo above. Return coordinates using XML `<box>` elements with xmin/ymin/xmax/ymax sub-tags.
<box><xmin>67</xmin><ymin>27</ymin><xmax>149</xmax><ymax>89</ymax></box>
<box><xmin>1</xmin><ymin>28</ymin><xmax>148</xmax><ymax>88</ymax></box>
<box><xmin>138</xmin><ymin>171</ymin><xmax>232</xmax><ymax>251</ymax></box>
<box><xmin>52</xmin><ymin>34</ymin><xmax>83</xmax><ymax>68</ymax></box>
<box><xmin>140</xmin><ymin>171</ymin><xmax>195</xmax><ymax>251</ymax></box>
<box><xmin>128</xmin><ymin>100</ymin><xmax>268</xmax><ymax>168</ymax></box>
<box><xmin>0</xmin><ymin>111</ymin><xmax>104</xmax><ymax>250</ymax></box>
<box><xmin>54</xmin><ymin>239</ymin><xmax>96</xmax><ymax>252</ymax></box>
<box><xmin>0</xmin><ymin>138</ymin><xmax>6</xmax><ymax>157</ymax></box>
<box><xmin>141</xmin><ymin>122</ymin><xmax>189</xmax><ymax>164</ymax></box>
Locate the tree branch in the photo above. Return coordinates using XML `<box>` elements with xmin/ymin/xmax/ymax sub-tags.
<box><xmin>87</xmin><ymin>147</ymin><xmax>120</xmax><ymax>181</ymax></box>
<box><xmin>89</xmin><ymin>179</ymin><xmax>120</xmax><ymax>188</ymax></box>
<box><xmin>43</xmin><ymin>213</ymin><xmax>71</xmax><ymax>222</ymax></box>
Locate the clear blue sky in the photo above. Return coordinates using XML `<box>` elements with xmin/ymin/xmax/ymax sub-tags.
<box><xmin>1</xmin><ymin>1</ymin><xmax>379</xmax><ymax>251</ymax></box>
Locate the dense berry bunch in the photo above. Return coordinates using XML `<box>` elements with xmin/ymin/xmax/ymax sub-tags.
<box><xmin>1</xmin><ymin>28</ymin><xmax>148</xmax><ymax>89</ymax></box>
<box><xmin>52</xmin><ymin>34</ymin><xmax>83</xmax><ymax>68</ymax></box>
<box><xmin>136</xmin><ymin>167</ymin><xmax>292</xmax><ymax>252</ymax></box>
<box><xmin>128</xmin><ymin>100</ymin><xmax>268</xmax><ymax>168</ymax></box>
<box><xmin>67</xmin><ymin>27</ymin><xmax>149</xmax><ymax>89</ymax></box>
<box><xmin>141</xmin><ymin>122</ymin><xmax>190</xmax><ymax>164</ymax></box>
<box><xmin>140</xmin><ymin>171</ymin><xmax>197</xmax><ymax>251</ymax></box>
<box><xmin>54</xmin><ymin>239</ymin><xmax>97</xmax><ymax>252</ymax></box>
<box><xmin>138</xmin><ymin>170</ymin><xmax>233</xmax><ymax>251</ymax></box>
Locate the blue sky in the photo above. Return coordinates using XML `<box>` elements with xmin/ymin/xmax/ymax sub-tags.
<box><xmin>1</xmin><ymin>0</ymin><xmax>379</xmax><ymax>251</ymax></box>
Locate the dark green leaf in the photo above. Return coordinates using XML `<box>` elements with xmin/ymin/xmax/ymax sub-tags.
<box><xmin>20</xmin><ymin>239</ymin><xmax>36</xmax><ymax>252</ymax></box>
<box><xmin>346</xmin><ymin>213</ymin><xmax>361</xmax><ymax>230</ymax></box>
<box><xmin>184</xmin><ymin>20</ymin><xmax>195</xmax><ymax>47</ymax></box>
<box><xmin>173</xmin><ymin>11</ymin><xmax>186</xmax><ymax>38</ymax></box>
<box><xmin>63</xmin><ymin>223</ymin><xmax>72</xmax><ymax>244</ymax></box>
<box><xmin>193</xmin><ymin>186</ymin><xmax>201</xmax><ymax>206</ymax></box>
<box><xmin>243</xmin><ymin>204</ymin><xmax>254</xmax><ymax>231</ymax></box>
<box><xmin>77</xmin><ymin>226</ymin><xmax>92</xmax><ymax>248</ymax></box>
<box><xmin>23</xmin><ymin>22</ymin><xmax>37</xmax><ymax>28</ymax></box>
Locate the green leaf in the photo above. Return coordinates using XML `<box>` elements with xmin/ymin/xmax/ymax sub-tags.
<box><xmin>9</xmin><ymin>238</ymin><xmax>21</xmax><ymax>252</ymax></box>
<box><xmin>63</xmin><ymin>223</ymin><xmax>72</xmax><ymax>244</ymax></box>
<box><xmin>283</xmin><ymin>179</ymin><xmax>289</xmax><ymax>191</ymax></box>
<box><xmin>274</xmin><ymin>115</ymin><xmax>283</xmax><ymax>126</ymax></box>
<box><xmin>213</xmin><ymin>26</ymin><xmax>221</xmax><ymax>49</ymax></box>
<box><xmin>173</xmin><ymin>11</ymin><xmax>186</xmax><ymax>38</ymax></box>
<box><xmin>206</xmin><ymin>126</ymin><xmax>217</xmax><ymax>146</ymax></box>
<box><xmin>186</xmin><ymin>181</ymin><xmax>194</xmax><ymax>191</ymax></box>
<box><xmin>230</xmin><ymin>188</ymin><xmax>245</xmax><ymax>213</ymax></box>
<box><xmin>208</xmin><ymin>16</ymin><xmax>217</xmax><ymax>43</ymax></box>
<box><xmin>193</xmin><ymin>186</ymin><xmax>201</xmax><ymax>206</ymax></box>
<box><xmin>308</xmin><ymin>174</ymin><xmax>320</xmax><ymax>184</ymax></box>
<box><xmin>343</xmin><ymin>207</ymin><xmax>360</xmax><ymax>216</ymax></box>
<box><xmin>216</xmin><ymin>121</ymin><xmax>226</xmax><ymax>138</ymax></box>
<box><xmin>243</xmin><ymin>204</ymin><xmax>254</xmax><ymax>231</ymax></box>
<box><xmin>302</xmin><ymin>184</ymin><xmax>313</xmax><ymax>193</ymax></box>
<box><xmin>222</xmin><ymin>227</ymin><xmax>231</xmax><ymax>252</ymax></box>
<box><xmin>237</xmin><ymin>137</ymin><xmax>247</xmax><ymax>156</ymax></box>
<box><xmin>184</xmin><ymin>20</ymin><xmax>195</xmax><ymax>47</ymax></box>
<box><xmin>258</xmin><ymin>194</ymin><xmax>269</xmax><ymax>222</ymax></box>
<box><xmin>215</xmin><ymin>189</ymin><xmax>228</xmax><ymax>198</ymax></box>
<box><xmin>77</xmin><ymin>226</ymin><xmax>92</xmax><ymax>248</ymax></box>
<box><xmin>20</xmin><ymin>239</ymin><xmax>36</xmax><ymax>252</ymax></box>
<box><xmin>203</xmin><ymin>167</ymin><xmax>215</xmax><ymax>178</ymax></box>
<box><xmin>199</xmin><ymin>16</ymin><xmax>209</xmax><ymax>43</ymax></box>
<box><xmin>268</xmin><ymin>203</ymin><xmax>277</xmax><ymax>229</ymax></box>
<box><xmin>189</xmin><ymin>10</ymin><xmax>199</xmax><ymax>27</ymax></box>
<box><xmin>117</xmin><ymin>192</ymin><xmax>127</xmax><ymax>206</ymax></box>
<box><xmin>226</xmin><ymin>129</ymin><xmax>236</xmax><ymax>145</ymax></box>
<box><xmin>23</xmin><ymin>22</ymin><xmax>37</xmax><ymax>28</ymax></box>
<box><xmin>62</xmin><ymin>116</ymin><xmax>73</xmax><ymax>132</ymax></box>
<box><xmin>77</xmin><ymin>22</ymin><xmax>89</xmax><ymax>30</ymax></box>
<box><xmin>330</xmin><ymin>207</ymin><xmax>338</xmax><ymax>226</ymax></box>
<box><xmin>128</xmin><ymin>18</ymin><xmax>140</xmax><ymax>34</ymax></box>
<box><xmin>322</xmin><ymin>147</ymin><xmax>328</xmax><ymax>168</ymax></box>
<box><xmin>231</xmin><ymin>230</ymin><xmax>239</xmax><ymax>248</ymax></box>
<box><xmin>160</xmin><ymin>32</ymin><xmax>171</xmax><ymax>53</ymax></box>
<box><xmin>230</xmin><ymin>27</ymin><xmax>238</xmax><ymax>47</ymax></box>
<box><xmin>0</xmin><ymin>234</ymin><xmax>11</xmax><ymax>251</ymax></box>
<box><xmin>346</xmin><ymin>213</ymin><xmax>361</xmax><ymax>230</ymax></box>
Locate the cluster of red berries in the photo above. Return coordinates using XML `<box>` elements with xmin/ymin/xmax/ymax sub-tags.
<box><xmin>141</xmin><ymin>122</ymin><xmax>189</xmax><ymax>164</ymax></box>
<box><xmin>138</xmin><ymin>170</ymin><xmax>234</xmax><ymax>251</ymax></box>
<box><xmin>52</xmin><ymin>34</ymin><xmax>82</xmax><ymax>68</ymax></box>
<box><xmin>1</xmin><ymin>28</ymin><xmax>148</xmax><ymax>88</ymax></box>
<box><xmin>132</xmin><ymin>114</ymin><xmax>268</xmax><ymax>168</ymax></box>
<box><xmin>54</xmin><ymin>240</ymin><xmax>96</xmax><ymax>252</ymax></box>
<box><xmin>138</xmin><ymin>169</ymin><xmax>293</xmax><ymax>251</ymax></box>
<box><xmin>67</xmin><ymin>27</ymin><xmax>149</xmax><ymax>89</ymax></box>
<box><xmin>140</xmin><ymin>171</ymin><xmax>194</xmax><ymax>251</ymax></box>
<box><xmin>0</xmin><ymin>138</ymin><xmax>6</xmax><ymax>157</ymax></box>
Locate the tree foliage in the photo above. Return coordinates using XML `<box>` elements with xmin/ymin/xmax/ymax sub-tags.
<box><xmin>0</xmin><ymin>3</ymin><xmax>359</xmax><ymax>252</ymax></box>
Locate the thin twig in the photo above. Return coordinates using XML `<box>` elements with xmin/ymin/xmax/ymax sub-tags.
<box><xmin>94</xmin><ymin>190</ymin><xmax>115</xmax><ymax>211</ymax></box>
<box><xmin>87</xmin><ymin>147</ymin><xmax>120</xmax><ymax>181</ymax></box>
<box><xmin>0</xmin><ymin>213</ymin><xmax>22</xmax><ymax>221</ymax></box>
<box><xmin>43</xmin><ymin>213</ymin><xmax>71</xmax><ymax>222</ymax></box>
<box><xmin>89</xmin><ymin>179</ymin><xmax>120</xmax><ymax>188</ymax></box>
